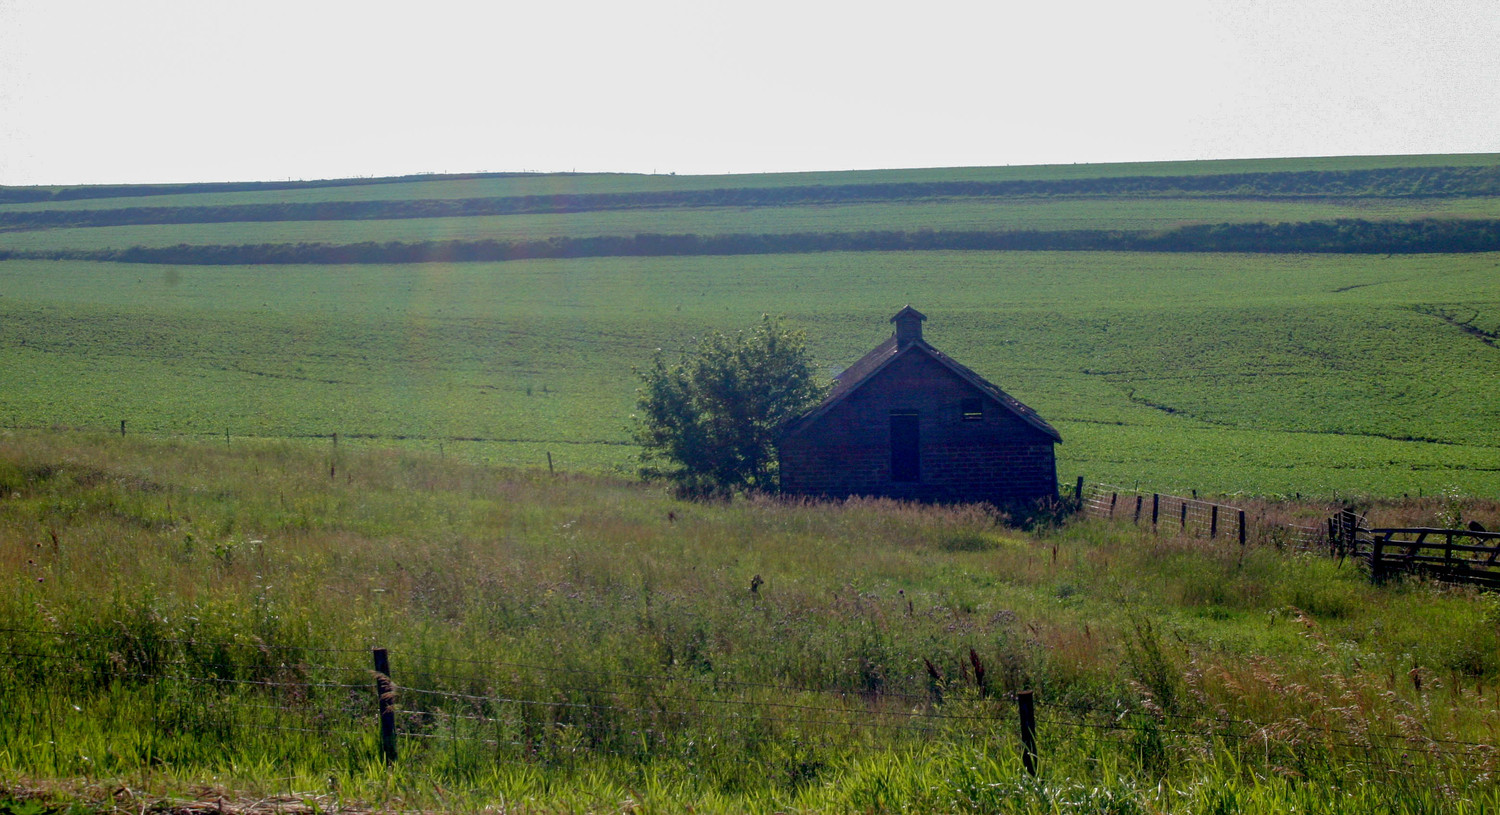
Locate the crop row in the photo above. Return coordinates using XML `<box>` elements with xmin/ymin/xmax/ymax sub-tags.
<box><xmin>10</xmin><ymin>197</ymin><xmax>1500</xmax><ymax>254</ymax></box>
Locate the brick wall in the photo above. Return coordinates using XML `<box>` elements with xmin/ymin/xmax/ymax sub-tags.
<box><xmin>780</xmin><ymin>349</ymin><xmax>1058</xmax><ymax>503</ymax></box>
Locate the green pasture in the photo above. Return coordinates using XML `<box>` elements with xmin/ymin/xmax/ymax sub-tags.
<box><xmin>2</xmin><ymin>249</ymin><xmax>1496</xmax><ymax>496</ymax></box>
<box><xmin>6</xmin><ymin>196</ymin><xmax>1500</xmax><ymax>253</ymax></box>
<box><xmin>5</xmin><ymin>152</ymin><xmax>1498</xmax><ymax>212</ymax></box>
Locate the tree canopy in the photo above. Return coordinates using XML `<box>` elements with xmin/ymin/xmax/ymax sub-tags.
<box><xmin>633</xmin><ymin>316</ymin><xmax>825</xmax><ymax>497</ymax></box>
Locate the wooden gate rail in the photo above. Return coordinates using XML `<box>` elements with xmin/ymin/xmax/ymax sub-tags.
<box><xmin>1075</xmin><ymin>479</ymin><xmax>1499</xmax><ymax>591</ymax></box>
<box><xmin>1367</xmin><ymin>527</ymin><xmax>1500</xmax><ymax>589</ymax></box>
<box><xmin>1322</xmin><ymin>509</ymin><xmax>1369</xmax><ymax>558</ymax></box>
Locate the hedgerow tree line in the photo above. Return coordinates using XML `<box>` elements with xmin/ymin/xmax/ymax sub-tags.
<box><xmin>7</xmin><ymin>218</ymin><xmax>1500</xmax><ymax>266</ymax></box>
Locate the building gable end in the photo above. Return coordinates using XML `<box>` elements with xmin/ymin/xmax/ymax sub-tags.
<box><xmin>783</xmin><ymin>341</ymin><xmax>1060</xmax><ymax>443</ymax></box>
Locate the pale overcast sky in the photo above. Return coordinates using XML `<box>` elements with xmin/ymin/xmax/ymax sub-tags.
<box><xmin>1</xmin><ymin>0</ymin><xmax>1497</xmax><ymax>186</ymax></box>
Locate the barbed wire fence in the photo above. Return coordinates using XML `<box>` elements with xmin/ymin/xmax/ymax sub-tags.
<box><xmin>1077</xmin><ymin>481</ymin><xmax>1360</xmax><ymax>553</ymax></box>
<box><xmin>1</xmin><ymin>626</ymin><xmax>1493</xmax><ymax>780</ymax></box>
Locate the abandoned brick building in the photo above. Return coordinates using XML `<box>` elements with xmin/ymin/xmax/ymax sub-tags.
<box><xmin>778</xmin><ymin>306</ymin><xmax>1061</xmax><ymax>504</ymax></box>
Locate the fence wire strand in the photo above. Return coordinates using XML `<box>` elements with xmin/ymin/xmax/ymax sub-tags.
<box><xmin>413</xmin><ymin>655</ymin><xmax>938</xmax><ymax>704</ymax></box>
<box><xmin>3</xmin><ymin>629</ymin><xmax>1494</xmax><ymax>770</ymax></box>
<box><xmin>394</xmin><ymin>674</ymin><xmax>1008</xmax><ymax>725</ymax></box>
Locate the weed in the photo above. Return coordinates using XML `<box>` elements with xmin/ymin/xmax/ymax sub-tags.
<box><xmin>0</xmin><ymin>433</ymin><xmax>1497</xmax><ymax>811</ymax></box>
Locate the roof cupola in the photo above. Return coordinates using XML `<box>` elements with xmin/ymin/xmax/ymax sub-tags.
<box><xmin>891</xmin><ymin>305</ymin><xmax>927</xmax><ymax>348</ymax></box>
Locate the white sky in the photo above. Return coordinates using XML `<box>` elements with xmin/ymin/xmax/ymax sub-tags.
<box><xmin>1</xmin><ymin>0</ymin><xmax>1497</xmax><ymax>186</ymax></box>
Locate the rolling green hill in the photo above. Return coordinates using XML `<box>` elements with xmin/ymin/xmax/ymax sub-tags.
<box><xmin>3</xmin><ymin>155</ymin><xmax>1499</xmax><ymax>496</ymax></box>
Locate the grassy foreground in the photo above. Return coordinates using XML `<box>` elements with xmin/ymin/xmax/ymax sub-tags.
<box><xmin>2</xmin><ymin>431</ymin><xmax>1499</xmax><ymax>813</ymax></box>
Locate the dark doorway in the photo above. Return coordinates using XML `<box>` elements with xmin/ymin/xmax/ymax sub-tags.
<box><xmin>890</xmin><ymin>411</ymin><xmax>919</xmax><ymax>482</ymax></box>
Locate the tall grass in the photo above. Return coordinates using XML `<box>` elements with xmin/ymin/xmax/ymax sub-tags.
<box><xmin>2</xmin><ymin>430</ymin><xmax>1497</xmax><ymax>812</ymax></box>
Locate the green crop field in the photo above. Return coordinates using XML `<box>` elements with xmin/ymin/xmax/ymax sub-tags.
<box><xmin>7</xmin><ymin>197</ymin><xmax>1500</xmax><ymax>253</ymax></box>
<box><xmin>1</xmin><ymin>250</ymin><xmax>1496</xmax><ymax>496</ymax></box>
<box><xmin>8</xmin><ymin>151</ymin><xmax>1499</xmax><ymax>211</ymax></box>
<box><xmin>3</xmin><ymin>154</ymin><xmax>1500</xmax><ymax>498</ymax></box>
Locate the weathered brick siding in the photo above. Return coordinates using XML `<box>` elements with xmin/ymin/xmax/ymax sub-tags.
<box><xmin>780</xmin><ymin>351</ymin><xmax>1057</xmax><ymax>503</ymax></box>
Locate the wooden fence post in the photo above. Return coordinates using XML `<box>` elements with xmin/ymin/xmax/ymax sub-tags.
<box><xmin>547</xmin><ymin>451</ymin><xmax>555</xmax><ymax>475</ymax></box>
<box><xmin>373</xmin><ymin>648</ymin><xmax>397</xmax><ymax>765</ymax></box>
<box><xmin>120</xmin><ymin>420</ymin><xmax>126</xmax><ymax>438</ymax></box>
<box><xmin>1180</xmin><ymin>501</ymin><xmax>1188</xmax><ymax>531</ymax></box>
<box><xmin>1210</xmin><ymin>505</ymin><xmax>1219</xmax><ymax>539</ymax></box>
<box><xmin>1370</xmin><ymin>536</ymin><xmax>1385</xmax><ymax>584</ymax></box>
<box><xmin>1018</xmin><ymin>690</ymin><xmax>1037</xmax><ymax>777</ymax></box>
<box><xmin>1151</xmin><ymin>494</ymin><xmax>1159</xmax><ymax>528</ymax></box>
<box><xmin>1238</xmin><ymin>510</ymin><xmax>1247</xmax><ymax>546</ymax></box>
<box><xmin>1133</xmin><ymin>495</ymin><xmax>1143</xmax><ymax>524</ymax></box>
<box><xmin>1075</xmin><ymin>477</ymin><xmax>1085</xmax><ymax>509</ymax></box>
<box><xmin>1109</xmin><ymin>492</ymin><xmax>1117</xmax><ymax>518</ymax></box>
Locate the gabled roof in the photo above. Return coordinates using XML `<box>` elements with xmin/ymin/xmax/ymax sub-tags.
<box><xmin>828</xmin><ymin>335</ymin><xmax>899</xmax><ymax>402</ymax></box>
<box><xmin>784</xmin><ymin>335</ymin><xmax>1062</xmax><ymax>442</ymax></box>
<box><xmin>890</xmin><ymin>304</ymin><xmax>927</xmax><ymax>325</ymax></box>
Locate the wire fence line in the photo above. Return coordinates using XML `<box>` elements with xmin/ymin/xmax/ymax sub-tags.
<box><xmin>0</xmin><ymin>627</ymin><xmax>1011</xmax><ymax>752</ymax></box>
<box><xmin>0</xmin><ymin>649</ymin><xmax>369</xmax><ymax>681</ymax></box>
<box><xmin>403</xmin><ymin>680</ymin><xmax>1011</xmax><ymax>725</ymax></box>
<box><xmin>1078</xmin><ymin>481</ymin><xmax>1361</xmax><ymax>552</ymax></box>
<box><xmin>414</xmin><ymin>656</ymin><xmax>945</xmax><ymax>704</ymax></box>
<box><xmin>1080</xmin><ymin>482</ymin><xmax>1500</xmax><ymax>591</ymax></box>
<box><xmin>1082</xmin><ymin>706</ymin><xmax>1496</xmax><ymax>757</ymax></box>
<box><xmin>2</xmin><ymin>627</ymin><xmax>1494</xmax><ymax>777</ymax></box>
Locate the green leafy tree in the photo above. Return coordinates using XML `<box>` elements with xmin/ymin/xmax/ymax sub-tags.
<box><xmin>633</xmin><ymin>315</ymin><xmax>825</xmax><ymax>497</ymax></box>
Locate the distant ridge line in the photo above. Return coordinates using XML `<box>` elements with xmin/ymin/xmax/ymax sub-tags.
<box><xmin>0</xmin><ymin>172</ymin><xmax>546</xmax><ymax>205</ymax></box>
<box><xmin>3</xmin><ymin>165</ymin><xmax>1499</xmax><ymax>231</ymax></box>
